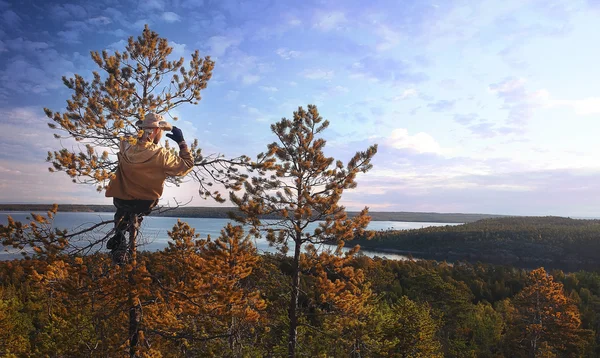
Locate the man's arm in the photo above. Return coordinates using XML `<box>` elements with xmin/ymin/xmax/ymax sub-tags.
<box><xmin>164</xmin><ymin>126</ymin><xmax>194</xmax><ymax>177</ymax></box>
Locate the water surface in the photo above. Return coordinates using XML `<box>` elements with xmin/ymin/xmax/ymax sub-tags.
<box><xmin>0</xmin><ymin>211</ymin><xmax>460</xmax><ymax>261</ymax></box>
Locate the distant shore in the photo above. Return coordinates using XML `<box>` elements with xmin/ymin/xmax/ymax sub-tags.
<box><xmin>0</xmin><ymin>204</ymin><xmax>505</xmax><ymax>223</ymax></box>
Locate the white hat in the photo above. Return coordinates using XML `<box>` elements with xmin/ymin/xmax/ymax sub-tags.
<box><xmin>135</xmin><ymin>112</ymin><xmax>173</xmax><ymax>131</ymax></box>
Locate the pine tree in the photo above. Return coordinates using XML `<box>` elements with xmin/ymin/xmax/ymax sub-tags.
<box><xmin>230</xmin><ymin>104</ymin><xmax>377</xmax><ymax>358</ymax></box>
<box><xmin>145</xmin><ymin>221</ymin><xmax>266</xmax><ymax>356</ymax></box>
<box><xmin>0</xmin><ymin>287</ymin><xmax>33</xmax><ymax>356</ymax></box>
<box><xmin>379</xmin><ymin>296</ymin><xmax>443</xmax><ymax>357</ymax></box>
<box><xmin>44</xmin><ymin>25</ymin><xmax>247</xmax><ymax>199</ymax></box>
<box><xmin>309</xmin><ymin>249</ymin><xmax>373</xmax><ymax>357</ymax></box>
<box><xmin>0</xmin><ymin>27</ymin><xmax>251</xmax><ymax>357</ymax></box>
<box><xmin>511</xmin><ymin>267</ymin><xmax>592</xmax><ymax>357</ymax></box>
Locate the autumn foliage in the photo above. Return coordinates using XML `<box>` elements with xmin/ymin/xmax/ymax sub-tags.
<box><xmin>43</xmin><ymin>25</ymin><xmax>246</xmax><ymax>201</ymax></box>
<box><xmin>231</xmin><ymin>104</ymin><xmax>377</xmax><ymax>357</ymax></box>
<box><xmin>1</xmin><ymin>26</ymin><xmax>599</xmax><ymax>358</ymax></box>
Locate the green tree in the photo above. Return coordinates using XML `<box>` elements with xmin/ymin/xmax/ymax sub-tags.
<box><xmin>231</xmin><ymin>104</ymin><xmax>377</xmax><ymax>358</ymax></box>
<box><xmin>0</xmin><ymin>287</ymin><xmax>33</xmax><ymax>356</ymax></box>
<box><xmin>381</xmin><ymin>295</ymin><xmax>443</xmax><ymax>357</ymax></box>
<box><xmin>465</xmin><ymin>301</ymin><xmax>505</xmax><ymax>357</ymax></box>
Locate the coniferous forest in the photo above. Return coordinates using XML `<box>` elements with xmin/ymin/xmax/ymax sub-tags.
<box><xmin>1</xmin><ymin>26</ymin><xmax>600</xmax><ymax>358</ymax></box>
<box><xmin>354</xmin><ymin>216</ymin><xmax>600</xmax><ymax>272</ymax></box>
<box><xmin>1</xmin><ymin>229</ymin><xmax>600</xmax><ymax>357</ymax></box>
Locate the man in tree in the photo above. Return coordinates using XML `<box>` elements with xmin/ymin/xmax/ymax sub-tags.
<box><xmin>105</xmin><ymin>112</ymin><xmax>193</xmax><ymax>262</ymax></box>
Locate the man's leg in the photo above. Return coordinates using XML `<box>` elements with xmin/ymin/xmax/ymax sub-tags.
<box><xmin>107</xmin><ymin>200</ymin><xmax>129</xmax><ymax>250</ymax></box>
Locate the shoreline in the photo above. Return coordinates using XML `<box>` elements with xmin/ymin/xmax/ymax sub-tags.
<box><xmin>0</xmin><ymin>204</ymin><xmax>504</xmax><ymax>224</ymax></box>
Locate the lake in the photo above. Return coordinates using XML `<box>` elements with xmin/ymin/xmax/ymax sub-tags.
<box><xmin>0</xmin><ymin>211</ymin><xmax>460</xmax><ymax>261</ymax></box>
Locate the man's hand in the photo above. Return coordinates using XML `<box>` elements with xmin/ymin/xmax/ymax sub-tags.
<box><xmin>166</xmin><ymin>126</ymin><xmax>185</xmax><ymax>144</ymax></box>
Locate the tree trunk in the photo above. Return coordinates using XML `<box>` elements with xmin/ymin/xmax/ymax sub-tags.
<box><xmin>128</xmin><ymin>215</ymin><xmax>141</xmax><ymax>358</ymax></box>
<box><xmin>288</xmin><ymin>237</ymin><xmax>302</xmax><ymax>358</ymax></box>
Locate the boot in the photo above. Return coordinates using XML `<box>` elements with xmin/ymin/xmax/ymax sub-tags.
<box><xmin>107</xmin><ymin>231</ymin><xmax>125</xmax><ymax>250</ymax></box>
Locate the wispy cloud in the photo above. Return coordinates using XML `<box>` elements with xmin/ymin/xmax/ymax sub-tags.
<box><xmin>374</xmin><ymin>25</ymin><xmax>401</xmax><ymax>51</ymax></box>
<box><xmin>427</xmin><ymin>100</ymin><xmax>455</xmax><ymax>112</ymax></box>
<box><xmin>242</xmin><ymin>74</ymin><xmax>260</xmax><ymax>85</ymax></box>
<box><xmin>50</xmin><ymin>4</ymin><xmax>87</xmax><ymax>19</ymax></box>
<box><xmin>350</xmin><ymin>56</ymin><xmax>427</xmax><ymax>84</ymax></box>
<box><xmin>139</xmin><ymin>0</ymin><xmax>165</xmax><ymax>12</ymax></box>
<box><xmin>161</xmin><ymin>12</ymin><xmax>181</xmax><ymax>23</ymax></box>
<box><xmin>488</xmin><ymin>77</ymin><xmax>549</xmax><ymax>125</ymax></box>
<box><xmin>550</xmin><ymin>97</ymin><xmax>600</xmax><ymax>115</ymax></box>
<box><xmin>58</xmin><ymin>30</ymin><xmax>82</xmax><ymax>44</ymax></box>
<box><xmin>392</xmin><ymin>89</ymin><xmax>418</xmax><ymax>100</ymax></box>
<box><xmin>2</xmin><ymin>10</ymin><xmax>21</xmax><ymax>27</ymax></box>
<box><xmin>385</xmin><ymin>128</ymin><xmax>446</xmax><ymax>155</ymax></box>
<box><xmin>301</xmin><ymin>68</ymin><xmax>334</xmax><ymax>80</ymax></box>
<box><xmin>206</xmin><ymin>33</ymin><xmax>242</xmax><ymax>57</ymax></box>
<box><xmin>258</xmin><ymin>86</ymin><xmax>278</xmax><ymax>92</ymax></box>
<box><xmin>275</xmin><ymin>48</ymin><xmax>300</xmax><ymax>59</ymax></box>
<box><xmin>313</xmin><ymin>11</ymin><xmax>346</xmax><ymax>31</ymax></box>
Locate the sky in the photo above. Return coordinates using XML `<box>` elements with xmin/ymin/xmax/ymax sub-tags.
<box><xmin>0</xmin><ymin>0</ymin><xmax>600</xmax><ymax>217</ymax></box>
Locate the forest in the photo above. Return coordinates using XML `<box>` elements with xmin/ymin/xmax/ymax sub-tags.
<box><xmin>353</xmin><ymin>216</ymin><xmax>600</xmax><ymax>271</ymax></box>
<box><xmin>2</xmin><ymin>26</ymin><xmax>598</xmax><ymax>357</ymax></box>
<box><xmin>1</xmin><ymin>229</ymin><xmax>599</xmax><ymax>357</ymax></box>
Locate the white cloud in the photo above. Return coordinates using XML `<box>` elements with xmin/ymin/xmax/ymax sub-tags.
<box><xmin>275</xmin><ymin>48</ymin><xmax>300</xmax><ymax>59</ymax></box>
<box><xmin>87</xmin><ymin>16</ymin><xmax>112</xmax><ymax>26</ymax></box>
<box><xmin>161</xmin><ymin>12</ymin><xmax>181</xmax><ymax>23</ymax></box>
<box><xmin>53</xmin><ymin>4</ymin><xmax>87</xmax><ymax>18</ymax></box>
<box><xmin>313</xmin><ymin>11</ymin><xmax>346</xmax><ymax>31</ymax></box>
<box><xmin>218</xmin><ymin>50</ymin><xmax>270</xmax><ymax>86</ymax></box>
<box><xmin>57</xmin><ymin>30</ymin><xmax>81</xmax><ymax>44</ymax></box>
<box><xmin>242</xmin><ymin>74</ymin><xmax>260</xmax><ymax>85</ymax></box>
<box><xmin>241</xmin><ymin>104</ymin><xmax>271</xmax><ymax>122</ymax></box>
<box><xmin>3</xmin><ymin>10</ymin><xmax>21</xmax><ymax>27</ymax></box>
<box><xmin>330</xmin><ymin>85</ymin><xmax>349</xmax><ymax>94</ymax></box>
<box><xmin>5</xmin><ymin>38</ymin><xmax>50</xmax><ymax>52</ymax></box>
<box><xmin>393</xmin><ymin>89</ymin><xmax>417</xmax><ymax>100</ymax></box>
<box><xmin>300</xmin><ymin>69</ymin><xmax>334</xmax><ymax>80</ymax></box>
<box><xmin>107</xmin><ymin>39</ymin><xmax>127</xmax><ymax>51</ymax></box>
<box><xmin>139</xmin><ymin>0</ymin><xmax>165</xmax><ymax>12</ymax></box>
<box><xmin>259</xmin><ymin>86</ymin><xmax>278</xmax><ymax>92</ymax></box>
<box><xmin>131</xmin><ymin>19</ymin><xmax>150</xmax><ymax>30</ymax></box>
<box><xmin>490</xmin><ymin>78</ymin><xmax>600</xmax><ymax>117</ymax></box>
<box><xmin>225</xmin><ymin>90</ymin><xmax>239</xmax><ymax>100</ymax></box>
<box><xmin>0</xmin><ymin>46</ymin><xmax>88</xmax><ymax>97</ymax></box>
<box><xmin>109</xmin><ymin>28</ymin><xmax>127</xmax><ymax>37</ymax></box>
<box><xmin>551</xmin><ymin>97</ymin><xmax>600</xmax><ymax>115</ymax></box>
<box><xmin>488</xmin><ymin>77</ymin><xmax>549</xmax><ymax>125</ymax></box>
<box><xmin>0</xmin><ymin>159</ymin><xmax>105</xmax><ymax>204</ymax></box>
<box><xmin>387</xmin><ymin>128</ymin><xmax>444</xmax><ymax>154</ymax></box>
<box><xmin>288</xmin><ymin>17</ymin><xmax>302</xmax><ymax>26</ymax></box>
<box><xmin>206</xmin><ymin>34</ymin><xmax>242</xmax><ymax>57</ymax></box>
<box><xmin>169</xmin><ymin>41</ymin><xmax>187</xmax><ymax>58</ymax></box>
<box><xmin>375</xmin><ymin>25</ymin><xmax>401</xmax><ymax>51</ymax></box>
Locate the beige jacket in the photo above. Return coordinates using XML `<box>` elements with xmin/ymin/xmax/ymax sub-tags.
<box><xmin>105</xmin><ymin>140</ymin><xmax>194</xmax><ymax>200</ymax></box>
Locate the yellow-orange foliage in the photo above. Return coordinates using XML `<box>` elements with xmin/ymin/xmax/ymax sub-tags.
<box><xmin>512</xmin><ymin>267</ymin><xmax>590</xmax><ymax>356</ymax></box>
<box><xmin>145</xmin><ymin>221</ymin><xmax>265</xmax><ymax>355</ymax></box>
<box><xmin>231</xmin><ymin>104</ymin><xmax>377</xmax><ymax>358</ymax></box>
<box><xmin>43</xmin><ymin>25</ymin><xmax>247</xmax><ymax>201</ymax></box>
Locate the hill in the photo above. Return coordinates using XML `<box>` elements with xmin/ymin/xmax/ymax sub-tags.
<box><xmin>0</xmin><ymin>204</ymin><xmax>504</xmax><ymax>223</ymax></box>
<box><xmin>354</xmin><ymin>216</ymin><xmax>600</xmax><ymax>271</ymax></box>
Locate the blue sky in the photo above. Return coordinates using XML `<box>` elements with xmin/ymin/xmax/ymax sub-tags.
<box><xmin>1</xmin><ymin>0</ymin><xmax>600</xmax><ymax>216</ymax></box>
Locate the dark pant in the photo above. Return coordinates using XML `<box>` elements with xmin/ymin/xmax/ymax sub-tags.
<box><xmin>113</xmin><ymin>198</ymin><xmax>158</xmax><ymax>233</ymax></box>
<box><xmin>108</xmin><ymin>198</ymin><xmax>157</xmax><ymax>261</ymax></box>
